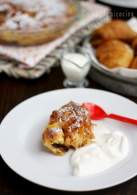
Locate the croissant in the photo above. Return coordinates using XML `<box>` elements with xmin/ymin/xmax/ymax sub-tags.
<box><xmin>96</xmin><ymin>40</ymin><xmax>134</xmax><ymax>69</ymax></box>
<box><xmin>91</xmin><ymin>20</ymin><xmax>137</xmax><ymax>47</ymax></box>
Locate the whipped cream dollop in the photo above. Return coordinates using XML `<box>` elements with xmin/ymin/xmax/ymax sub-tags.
<box><xmin>71</xmin><ymin>124</ymin><xmax>129</xmax><ymax>176</ymax></box>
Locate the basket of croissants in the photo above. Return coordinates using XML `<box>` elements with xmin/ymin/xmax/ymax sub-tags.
<box><xmin>85</xmin><ymin>19</ymin><xmax>137</xmax><ymax>80</ymax></box>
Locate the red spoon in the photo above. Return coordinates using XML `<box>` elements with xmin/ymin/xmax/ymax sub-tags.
<box><xmin>83</xmin><ymin>102</ymin><xmax>137</xmax><ymax>126</ymax></box>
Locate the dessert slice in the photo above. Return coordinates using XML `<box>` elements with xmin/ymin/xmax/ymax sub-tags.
<box><xmin>42</xmin><ymin>101</ymin><xmax>94</xmax><ymax>155</ymax></box>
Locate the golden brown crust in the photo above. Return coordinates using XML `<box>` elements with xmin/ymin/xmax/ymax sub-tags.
<box><xmin>0</xmin><ymin>26</ymin><xmax>67</xmax><ymax>46</ymax></box>
<box><xmin>96</xmin><ymin>40</ymin><xmax>134</xmax><ymax>69</ymax></box>
<box><xmin>91</xmin><ymin>20</ymin><xmax>137</xmax><ymax>47</ymax></box>
<box><xmin>42</xmin><ymin>101</ymin><xmax>94</xmax><ymax>155</ymax></box>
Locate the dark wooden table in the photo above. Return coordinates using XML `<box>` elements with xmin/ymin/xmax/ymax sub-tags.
<box><xmin>0</xmin><ymin>66</ymin><xmax>137</xmax><ymax>194</ymax></box>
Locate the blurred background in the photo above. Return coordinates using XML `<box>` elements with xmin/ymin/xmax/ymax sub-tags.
<box><xmin>0</xmin><ymin>0</ymin><xmax>137</xmax><ymax>194</ymax></box>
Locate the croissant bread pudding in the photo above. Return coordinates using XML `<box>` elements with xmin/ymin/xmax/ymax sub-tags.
<box><xmin>0</xmin><ymin>0</ymin><xmax>77</xmax><ymax>45</ymax></box>
<box><xmin>42</xmin><ymin>101</ymin><xmax>94</xmax><ymax>155</ymax></box>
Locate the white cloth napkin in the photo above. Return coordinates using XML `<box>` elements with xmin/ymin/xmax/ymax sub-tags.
<box><xmin>0</xmin><ymin>1</ymin><xmax>109</xmax><ymax>68</ymax></box>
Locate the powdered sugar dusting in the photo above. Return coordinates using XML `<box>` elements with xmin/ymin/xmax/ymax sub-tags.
<box><xmin>49</xmin><ymin>127</ymin><xmax>62</xmax><ymax>133</ymax></box>
<box><xmin>58</xmin><ymin>101</ymin><xmax>89</xmax><ymax>130</ymax></box>
<box><xmin>0</xmin><ymin>0</ymin><xmax>68</xmax><ymax>30</ymax></box>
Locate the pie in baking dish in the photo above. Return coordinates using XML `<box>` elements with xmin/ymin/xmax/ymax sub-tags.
<box><xmin>42</xmin><ymin>101</ymin><xmax>94</xmax><ymax>155</ymax></box>
<box><xmin>0</xmin><ymin>0</ymin><xmax>77</xmax><ymax>45</ymax></box>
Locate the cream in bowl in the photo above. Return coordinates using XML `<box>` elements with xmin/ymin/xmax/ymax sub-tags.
<box><xmin>61</xmin><ymin>53</ymin><xmax>91</xmax><ymax>87</ymax></box>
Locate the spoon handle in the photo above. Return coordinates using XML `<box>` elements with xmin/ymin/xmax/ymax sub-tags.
<box><xmin>108</xmin><ymin>114</ymin><xmax>137</xmax><ymax>125</ymax></box>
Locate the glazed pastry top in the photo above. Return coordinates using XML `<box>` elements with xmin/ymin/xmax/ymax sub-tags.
<box><xmin>49</xmin><ymin>101</ymin><xmax>90</xmax><ymax>133</ymax></box>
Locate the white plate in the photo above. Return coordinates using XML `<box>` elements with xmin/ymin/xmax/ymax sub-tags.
<box><xmin>0</xmin><ymin>88</ymin><xmax>137</xmax><ymax>191</ymax></box>
<box><xmin>98</xmin><ymin>0</ymin><xmax>137</xmax><ymax>8</ymax></box>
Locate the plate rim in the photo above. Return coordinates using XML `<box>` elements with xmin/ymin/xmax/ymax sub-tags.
<box><xmin>0</xmin><ymin>88</ymin><xmax>137</xmax><ymax>192</ymax></box>
<box><xmin>98</xmin><ymin>0</ymin><xmax>137</xmax><ymax>8</ymax></box>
